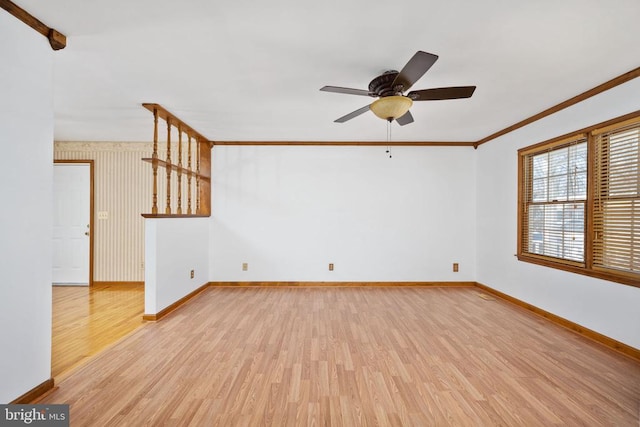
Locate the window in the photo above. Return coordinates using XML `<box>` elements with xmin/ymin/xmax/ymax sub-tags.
<box><xmin>518</xmin><ymin>113</ymin><xmax>640</xmax><ymax>287</ymax></box>
<box><xmin>522</xmin><ymin>137</ymin><xmax>587</xmax><ymax>263</ymax></box>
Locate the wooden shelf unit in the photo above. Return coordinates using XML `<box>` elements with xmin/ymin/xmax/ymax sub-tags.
<box><xmin>141</xmin><ymin>103</ymin><xmax>212</xmax><ymax>217</ymax></box>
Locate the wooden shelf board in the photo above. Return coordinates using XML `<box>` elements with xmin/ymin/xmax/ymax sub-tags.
<box><xmin>141</xmin><ymin>158</ymin><xmax>210</xmax><ymax>180</ymax></box>
<box><xmin>141</xmin><ymin>214</ymin><xmax>211</xmax><ymax>218</ymax></box>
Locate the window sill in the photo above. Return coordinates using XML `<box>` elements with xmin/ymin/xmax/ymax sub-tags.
<box><xmin>517</xmin><ymin>253</ymin><xmax>640</xmax><ymax>288</ymax></box>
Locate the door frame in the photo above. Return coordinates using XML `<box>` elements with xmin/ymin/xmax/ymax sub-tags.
<box><xmin>53</xmin><ymin>159</ymin><xmax>95</xmax><ymax>286</ymax></box>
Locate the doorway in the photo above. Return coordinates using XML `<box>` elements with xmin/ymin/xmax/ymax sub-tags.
<box><xmin>51</xmin><ymin>159</ymin><xmax>145</xmax><ymax>378</ymax></box>
<box><xmin>52</xmin><ymin>160</ymin><xmax>94</xmax><ymax>285</ymax></box>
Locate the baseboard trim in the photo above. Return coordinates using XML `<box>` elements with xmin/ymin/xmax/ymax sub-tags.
<box><xmin>208</xmin><ymin>281</ymin><xmax>476</xmax><ymax>287</ymax></box>
<box><xmin>143</xmin><ymin>282</ymin><xmax>209</xmax><ymax>321</ymax></box>
<box><xmin>93</xmin><ymin>281</ymin><xmax>144</xmax><ymax>286</ymax></box>
<box><xmin>475</xmin><ymin>282</ymin><xmax>640</xmax><ymax>362</ymax></box>
<box><xmin>10</xmin><ymin>378</ymin><xmax>54</xmax><ymax>404</ymax></box>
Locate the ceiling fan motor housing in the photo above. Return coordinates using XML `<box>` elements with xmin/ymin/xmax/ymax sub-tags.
<box><xmin>369</xmin><ymin>71</ymin><xmax>401</xmax><ymax>97</ymax></box>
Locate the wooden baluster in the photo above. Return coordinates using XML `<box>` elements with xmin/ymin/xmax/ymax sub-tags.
<box><xmin>166</xmin><ymin>118</ymin><xmax>172</xmax><ymax>214</ymax></box>
<box><xmin>196</xmin><ymin>139</ymin><xmax>201</xmax><ymax>214</ymax></box>
<box><xmin>177</xmin><ymin>125</ymin><xmax>183</xmax><ymax>215</ymax></box>
<box><xmin>151</xmin><ymin>108</ymin><xmax>159</xmax><ymax>214</ymax></box>
<box><xmin>187</xmin><ymin>134</ymin><xmax>193</xmax><ymax>215</ymax></box>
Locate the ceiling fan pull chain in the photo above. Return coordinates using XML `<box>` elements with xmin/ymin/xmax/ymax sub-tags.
<box><xmin>386</xmin><ymin>119</ymin><xmax>392</xmax><ymax>158</ymax></box>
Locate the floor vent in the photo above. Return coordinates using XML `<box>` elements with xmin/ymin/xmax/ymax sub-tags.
<box><xmin>476</xmin><ymin>292</ymin><xmax>495</xmax><ymax>301</ymax></box>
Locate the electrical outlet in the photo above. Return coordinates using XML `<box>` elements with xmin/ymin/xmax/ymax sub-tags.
<box><xmin>98</xmin><ymin>211</ymin><xmax>109</xmax><ymax>220</ymax></box>
<box><xmin>242</xmin><ymin>262</ymin><xmax>248</xmax><ymax>271</ymax></box>
<box><xmin>141</xmin><ymin>261</ymin><xmax>144</xmax><ymax>269</ymax></box>
<box><xmin>453</xmin><ymin>263</ymin><xmax>459</xmax><ymax>272</ymax></box>
<box><xmin>190</xmin><ymin>269</ymin><xmax>195</xmax><ymax>279</ymax></box>
<box><xmin>329</xmin><ymin>263</ymin><xmax>334</xmax><ymax>271</ymax></box>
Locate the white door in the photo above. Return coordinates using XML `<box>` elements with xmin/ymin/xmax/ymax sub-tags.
<box><xmin>52</xmin><ymin>163</ymin><xmax>91</xmax><ymax>285</ymax></box>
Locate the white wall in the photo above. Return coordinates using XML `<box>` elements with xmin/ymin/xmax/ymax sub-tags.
<box><xmin>144</xmin><ymin>218</ymin><xmax>210</xmax><ymax>315</ymax></box>
<box><xmin>210</xmin><ymin>145</ymin><xmax>477</xmax><ymax>282</ymax></box>
<box><xmin>0</xmin><ymin>14</ymin><xmax>53</xmax><ymax>402</ymax></box>
<box><xmin>476</xmin><ymin>77</ymin><xmax>640</xmax><ymax>349</ymax></box>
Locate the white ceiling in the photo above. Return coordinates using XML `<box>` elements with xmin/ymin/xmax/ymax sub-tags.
<box><xmin>13</xmin><ymin>0</ymin><xmax>640</xmax><ymax>143</ymax></box>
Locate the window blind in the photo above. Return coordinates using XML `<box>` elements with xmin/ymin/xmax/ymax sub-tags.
<box><xmin>593</xmin><ymin>121</ymin><xmax>640</xmax><ymax>274</ymax></box>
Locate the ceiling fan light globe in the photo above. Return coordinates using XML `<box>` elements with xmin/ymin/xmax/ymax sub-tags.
<box><xmin>370</xmin><ymin>96</ymin><xmax>413</xmax><ymax>120</ymax></box>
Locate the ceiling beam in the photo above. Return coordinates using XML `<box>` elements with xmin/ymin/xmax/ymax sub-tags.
<box><xmin>0</xmin><ymin>0</ymin><xmax>66</xmax><ymax>50</ymax></box>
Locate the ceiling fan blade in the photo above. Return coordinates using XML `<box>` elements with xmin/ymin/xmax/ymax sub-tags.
<box><xmin>320</xmin><ymin>86</ymin><xmax>373</xmax><ymax>97</ymax></box>
<box><xmin>408</xmin><ymin>86</ymin><xmax>476</xmax><ymax>101</ymax></box>
<box><xmin>395</xmin><ymin>110</ymin><xmax>414</xmax><ymax>126</ymax></box>
<box><xmin>334</xmin><ymin>104</ymin><xmax>371</xmax><ymax>123</ymax></box>
<box><xmin>391</xmin><ymin>51</ymin><xmax>439</xmax><ymax>93</ymax></box>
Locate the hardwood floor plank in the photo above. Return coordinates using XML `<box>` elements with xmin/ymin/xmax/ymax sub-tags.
<box><xmin>51</xmin><ymin>283</ymin><xmax>144</xmax><ymax>378</ymax></box>
<box><xmin>39</xmin><ymin>287</ymin><xmax>640</xmax><ymax>425</ymax></box>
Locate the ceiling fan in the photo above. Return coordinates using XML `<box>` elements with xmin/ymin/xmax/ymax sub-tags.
<box><xmin>320</xmin><ymin>51</ymin><xmax>476</xmax><ymax>126</ymax></box>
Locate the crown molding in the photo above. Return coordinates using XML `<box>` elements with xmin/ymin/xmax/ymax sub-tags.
<box><xmin>474</xmin><ymin>66</ymin><xmax>640</xmax><ymax>147</ymax></box>
<box><xmin>213</xmin><ymin>141</ymin><xmax>475</xmax><ymax>147</ymax></box>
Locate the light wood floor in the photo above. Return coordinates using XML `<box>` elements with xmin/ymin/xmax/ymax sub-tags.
<box><xmin>41</xmin><ymin>287</ymin><xmax>640</xmax><ymax>425</ymax></box>
<box><xmin>52</xmin><ymin>283</ymin><xmax>145</xmax><ymax>377</ymax></box>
